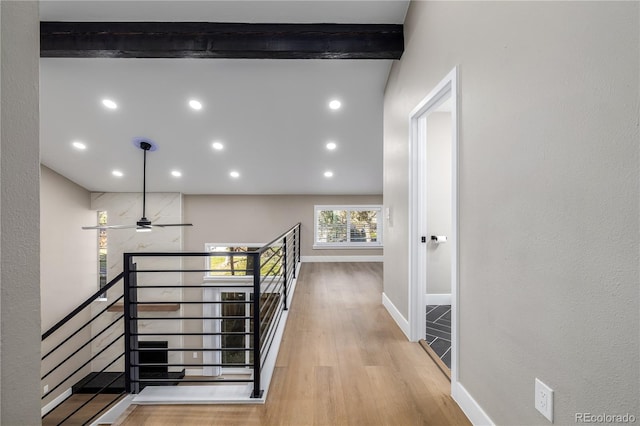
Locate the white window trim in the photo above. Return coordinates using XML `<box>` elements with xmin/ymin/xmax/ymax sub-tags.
<box><xmin>313</xmin><ymin>205</ymin><xmax>383</xmax><ymax>249</ymax></box>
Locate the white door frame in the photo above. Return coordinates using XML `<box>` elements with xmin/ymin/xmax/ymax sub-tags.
<box><xmin>408</xmin><ymin>67</ymin><xmax>459</xmax><ymax>382</ymax></box>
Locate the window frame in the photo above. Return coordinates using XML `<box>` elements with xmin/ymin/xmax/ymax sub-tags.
<box><xmin>203</xmin><ymin>286</ymin><xmax>282</xmax><ymax>376</ymax></box>
<box><xmin>203</xmin><ymin>243</ymin><xmax>266</xmax><ymax>281</ymax></box>
<box><xmin>313</xmin><ymin>205</ymin><xmax>383</xmax><ymax>249</ymax></box>
<box><xmin>97</xmin><ymin>210</ymin><xmax>108</xmax><ymax>300</ymax></box>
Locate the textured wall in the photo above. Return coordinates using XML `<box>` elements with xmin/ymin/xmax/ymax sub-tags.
<box><xmin>384</xmin><ymin>1</ymin><xmax>639</xmax><ymax>424</ymax></box>
<box><xmin>90</xmin><ymin>192</ymin><xmax>184</xmax><ymax>372</ymax></box>
<box><xmin>0</xmin><ymin>1</ymin><xmax>41</xmax><ymax>424</ymax></box>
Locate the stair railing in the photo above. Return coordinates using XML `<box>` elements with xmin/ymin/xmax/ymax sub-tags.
<box><xmin>122</xmin><ymin>222</ymin><xmax>301</xmax><ymax>398</ymax></box>
<box><xmin>41</xmin><ymin>272</ymin><xmax>126</xmax><ymax>425</ymax></box>
<box><xmin>41</xmin><ymin>222</ymin><xmax>301</xmax><ymax>424</ymax></box>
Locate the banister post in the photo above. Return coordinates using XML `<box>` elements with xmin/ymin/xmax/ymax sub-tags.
<box><xmin>282</xmin><ymin>237</ymin><xmax>288</xmax><ymax>311</ymax></box>
<box><xmin>123</xmin><ymin>254</ymin><xmax>140</xmax><ymax>394</ymax></box>
<box><xmin>297</xmin><ymin>223</ymin><xmax>301</xmax><ymax>266</ymax></box>
<box><xmin>251</xmin><ymin>251</ymin><xmax>263</xmax><ymax>398</ymax></box>
<box><xmin>292</xmin><ymin>230</ymin><xmax>297</xmax><ymax>279</ymax></box>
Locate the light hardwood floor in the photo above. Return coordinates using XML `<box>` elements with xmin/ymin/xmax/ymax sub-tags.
<box><xmin>118</xmin><ymin>262</ymin><xmax>470</xmax><ymax>426</ymax></box>
<box><xmin>43</xmin><ymin>393</ymin><xmax>124</xmax><ymax>426</ymax></box>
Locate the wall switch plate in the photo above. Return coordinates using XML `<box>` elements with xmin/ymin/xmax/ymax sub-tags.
<box><xmin>192</xmin><ymin>352</ymin><xmax>198</xmax><ymax>359</ymax></box>
<box><xmin>43</xmin><ymin>384</ymin><xmax>49</xmax><ymax>394</ymax></box>
<box><xmin>535</xmin><ymin>378</ymin><xmax>553</xmax><ymax>422</ymax></box>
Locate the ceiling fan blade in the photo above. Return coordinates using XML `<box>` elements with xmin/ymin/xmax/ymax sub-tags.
<box><xmin>81</xmin><ymin>224</ymin><xmax>138</xmax><ymax>230</ymax></box>
<box><xmin>152</xmin><ymin>223</ymin><xmax>194</xmax><ymax>227</ymax></box>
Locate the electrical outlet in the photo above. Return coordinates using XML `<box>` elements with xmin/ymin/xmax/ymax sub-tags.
<box><xmin>192</xmin><ymin>352</ymin><xmax>198</xmax><ymax>359</ymax></box>
<box><xmin>535</xmin><ymin>378</ymin><xmax>553</xmax><ymax>422</ymax></box>
<box><xmin>43</xmin><ymin>384</ymin><xmax>49</xmax><ymax>394</ymax></box>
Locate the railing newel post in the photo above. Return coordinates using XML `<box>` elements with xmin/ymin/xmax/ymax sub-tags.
<box><xmin>297</xmin><ymin>223</ymin><xmax>301</xmax><ymax>266</ymax></box>
<box><xmin>124</xmin><ymin>254</ymin><xmax>140</xmax><ymax>394</ymax></box>
<box><xmin>282</xmin><ymin>237</ymin><xmax>288</xmax><ymax>311</ymax></box>
<box><xmin>251</xmin><ymin>250</ymin><xmax>263</xmax><ymax>398</ymax></box>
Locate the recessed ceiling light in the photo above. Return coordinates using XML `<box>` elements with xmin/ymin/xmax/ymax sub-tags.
<box><xmin>212</xmin><ymin>141</ymin><xmax>224</xmax><ymax>151</ymax></box>
<box><xmin>326</xmin><ymin>142</ymin><xmax>337</xmax><ymax>150</ymax></box>
<box><xmin>229</xmin><ymin>171</ymin><xmax>240</xmax><ymax>178</ymax></box>
<box><xmin>189</xmin><ymin>99</ymin><xmax>203</xmax><ymax>110</ymax></box>
<box><xmin>72</xmin><ymin>141</ymin><xmax>87</xmax><ymax>150</ymax></box>
<box><xmin>324</xmin><ymin>171</ymin><xmax>334</xmax><ymax>178</ymax></box>
<box><xmin>112</xmin><ymin>170</ymin><xmax>124</xmax><ymax>177</ymax></box>
<box><xmin>102</xmin><ymin>99</ymin><xmax>118</xmax><ymax>110</ymax></box>
<box><xmin>171</xmin><ymin>170</ymin><xmax>182</xmax><ymax>177</ymax></box>
<box><xmin>329</xmin><ymin>99</ymin><xmax>341</xmax><ymax>110</ymax></box>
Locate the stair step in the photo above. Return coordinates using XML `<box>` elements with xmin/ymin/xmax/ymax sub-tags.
<box><xmin>132</xmin><ymin>385</ymin><xmax>265</xmax><ymax>404</ymax></box>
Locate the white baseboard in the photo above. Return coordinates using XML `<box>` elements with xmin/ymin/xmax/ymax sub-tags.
<box><xmin>89</xmin><ymin>394</ymin><xmax>135</xmax><ymax>426</ymax></box>
<box><xmin>425</xmin><ymin>293</ymin><xmax>452</xmax><ymax>305</ymax></box>
<box><xmin>381</xmin><ymin>292</ymin><xmax>410</xmax><ymax>339</ymax></box>
<box><xmin>452</xmin><ymin>381</ymin><xmax>495</xmax><ymax>426</ymax></box>
<box><xmin>42</xmin><ymin>388</ymin><xmax>72</xmax><ymax>417</ymax></box>
<box><xmin>185</xmin><ymin>368</ymin><xmax>203</xmax><ymax>376</ymax></box>
<box><xmin>301</xmin><ymin>255</ymin><xmax>383</xmax><ymax>263</ymax></box>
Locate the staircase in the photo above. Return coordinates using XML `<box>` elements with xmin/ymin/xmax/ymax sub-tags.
<box><xmin>41</xmin><ymin>223</ymin><xmax>301</xmax><ymax>425</ymax></box>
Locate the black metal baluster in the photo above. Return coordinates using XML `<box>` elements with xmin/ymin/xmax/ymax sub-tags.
<box><xmin>282</xmin><ymin>237</ymin><xmax>288</xmax><ymax>311</ymax></box>
<box><xmin>251</xmin><ymin>251</ymin><xmax>263</xmax><ymax>398</ymax></box>
<box><xmin>124</xmin><ymin>255</ymin><xmax>140</xmax><ymax>394</ymax></box>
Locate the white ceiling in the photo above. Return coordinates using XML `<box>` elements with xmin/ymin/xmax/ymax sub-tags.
<box><xmin>39</xmin><ymin>1</ymin><xmax>409</xmax><ymax>195</ymax></box>
<box><xmin>39</xmin><ymin>0</ymin><xmax>409</xmax><ymax>24</ymax></box>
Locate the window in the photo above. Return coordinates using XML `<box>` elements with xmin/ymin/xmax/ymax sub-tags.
<box><xmin>98</xmin><ymin>211</ymin><xmax>107</xmax><ymax>292</ymax></box>
<box><xmin>202</xmin><ymin>243</ymin><xmax>284</xmax><ymax>373</ymax></box>
<box><xmin>204</xmin><ymin>244</ymin><xmax>281</xmax><ymax>279</ymax></box>
<box><xmin>218</xmin><ymin>290</ymin><xmax>280</xmax><ymax>368</ymax></box>
<box><xmin>220</xmin><ymin>291</ymin><xmax>252</xmax><ymax>366</ymax></box>
<box><xmin>314</xmin><ymin>205</ymin><xmax>383</xmax><ymax>248</ymax></box>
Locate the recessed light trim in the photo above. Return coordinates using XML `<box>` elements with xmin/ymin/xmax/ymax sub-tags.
<box><xmin>326</xmin><ymin>142</ymin><xmax>337</xmax><ymax>150</ymax></box>
<box><xmin>229</xmin><ymin>171</ymin><xmax>240</xmax><ymax>178</ymax></box>
<box><xmin>171</xmin><ymin>170</ymin><xmax>182</xmax><ymax>177</ymax></box>
<box><xmin>212</xmin><ymin>142</ymin><xmax>224</xmax><ymax>151</ymax></box>
<box><xmin>189</xmin><ymin>99</ymin><xmax>203</xmax><ymax>110</ymax></box>
<box><xmin>102</xmin><ymin>99</ymin><xmax>118</xmax><ymax>110</ymax></box>
<box><xmin>72</xmin><ymin>141</ymin><xmax>87</xmax><ymax>150</ymax></box>
<box><xmin>329</xmin><ymin>99</ymin><xmax>341</xmax><ymax>110</ymax></box>
<box><xmin>324</xmin><ymin>171</ymin><xmax>334</xmax><ymax>178</ymax></box>
<box><xmin>112</xmin><ymin>170</ymin><xmax>124</xmax><ymax>177</ymax></box>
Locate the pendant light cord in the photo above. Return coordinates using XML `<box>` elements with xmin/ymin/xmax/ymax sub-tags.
<box><xmin>142</xmin><ymin>145</ymin><xmax>147</xmax><ymax>219</ymax></box>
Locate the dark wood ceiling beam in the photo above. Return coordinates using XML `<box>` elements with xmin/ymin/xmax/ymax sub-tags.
<box><xmin>40</xmin><ymin>22</ymin><xmax>403</xmax><ymax>59</ymax></box>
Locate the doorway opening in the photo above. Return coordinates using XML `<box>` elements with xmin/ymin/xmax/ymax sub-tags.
<box><xmin>408</xmin><ymin>67</ymin><xmax>458</xmax><ymax>384</ymax></box>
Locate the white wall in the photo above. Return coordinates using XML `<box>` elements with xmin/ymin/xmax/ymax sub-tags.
<box><xmin>41</xmin><ymin>166</ymin><xmax>96</xmax><ymax>329</ymax></box>
<box><xmin>425</xmin><ymin>112</ymin><xmax>452</xmax><ymax>296</ymax></box>
<box><xmin>0</xmin><ymin>2</ymin><xmax>41</xmax><ymax>423</ymax></box>
<box><xmin>384</xmin><ymin>1</ymin><xmax>639</xmax><ymax>424</ymax></box>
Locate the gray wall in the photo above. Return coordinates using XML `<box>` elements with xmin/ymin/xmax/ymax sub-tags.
<box><xmin>40</xmin><ymin>166</ymin><xmax>96</xmax><ymax>407</ymax></box>
<box><xmin>41</xmin><ymin>166</ymin><xmax>96</xmax><ymax>329</ymax></box>
<box><xmin>0</xmin><ymin>1</ymin><xmax>41</xmax><ymax>424</ymax></box>
<box><xmin>184</xmin><ymin>194</ymin><xmax>383</xmax><ymax>258</ymax></box>
<box><xmin>384</xmin><ymin>1</ymin><xmax>639</xmax><ymax>424</ymax></box>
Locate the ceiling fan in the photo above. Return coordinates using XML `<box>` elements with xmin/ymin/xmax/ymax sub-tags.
<box><xmin>82</xmin><ymin>138</ymin><xmax>193</xmax><ymax>231</ymax></box>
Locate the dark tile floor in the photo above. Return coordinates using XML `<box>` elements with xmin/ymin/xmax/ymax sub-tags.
<box><xmin>426</xmin><ymin>305</ymin><xmax>451</xmax><ymax>368</ymax></box>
